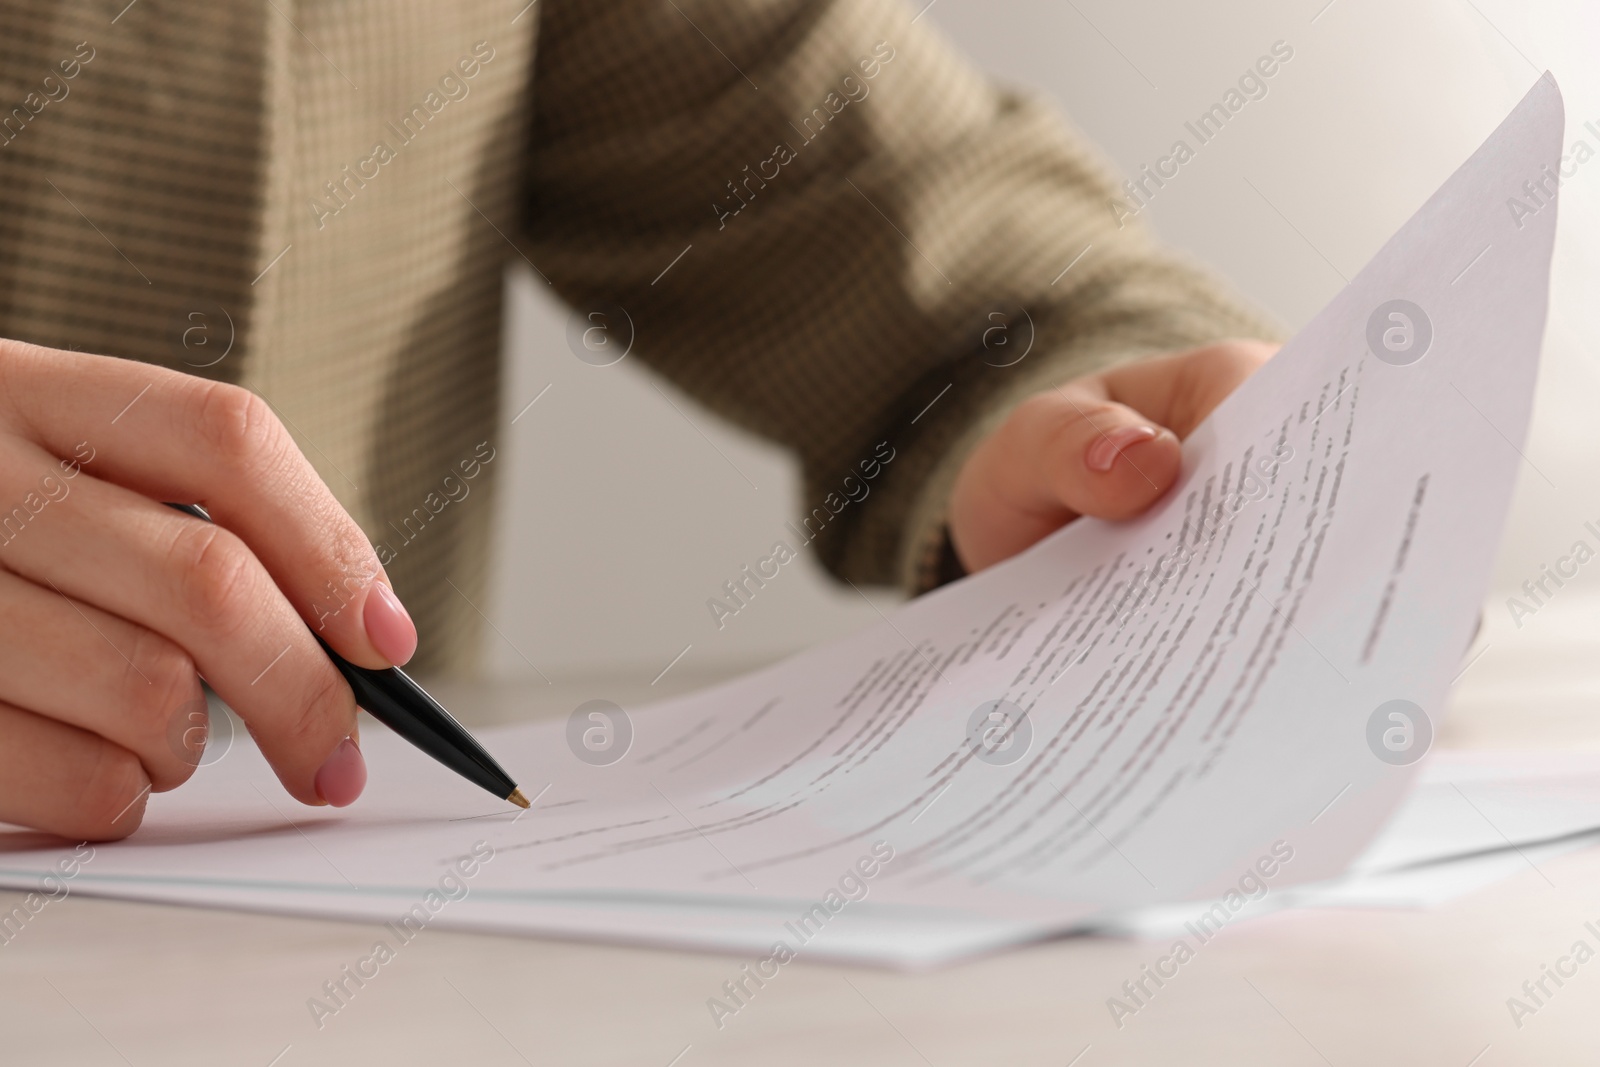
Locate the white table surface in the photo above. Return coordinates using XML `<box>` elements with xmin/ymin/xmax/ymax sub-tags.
<box><xmin>5</xmin><ymin>624</ymin><xmax>1600</xmax><ymax>1067</ymax></box>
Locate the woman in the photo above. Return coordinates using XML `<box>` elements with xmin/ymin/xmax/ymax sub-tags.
<box><xmin>0</xmin><ymin>0</ymin><xmax>1275</xmax><ymax>838</ymax></box>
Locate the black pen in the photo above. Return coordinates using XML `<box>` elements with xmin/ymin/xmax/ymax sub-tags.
<box><xmin>166</xmin><ymin>503</ymin><xmax>529</xmax><ymax>810</ymax></box>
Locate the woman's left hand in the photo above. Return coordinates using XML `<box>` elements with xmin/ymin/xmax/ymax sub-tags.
<box><xmin>949</xmin><ymin>339</ymin><xmax>1279</xmax><ymax>573</ymax></box>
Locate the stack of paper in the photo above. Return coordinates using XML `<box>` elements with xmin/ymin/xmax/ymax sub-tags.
<box><xmin>0</xmin><ymin>76</ymin><xmax>1572</xmax><ymax>968</ymax></box>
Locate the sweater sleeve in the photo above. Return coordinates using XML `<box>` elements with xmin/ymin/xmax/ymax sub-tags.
<box><xmin>522</xmin><ymin>0</ymin><xmax>1282</xmax><ymax>592</ymax></box>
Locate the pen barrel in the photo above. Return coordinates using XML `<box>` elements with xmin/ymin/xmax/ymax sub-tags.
<box><xmin>315</xmin><ymin>638</ymin><xmax>518</xmax><ymax>801</ymax></box>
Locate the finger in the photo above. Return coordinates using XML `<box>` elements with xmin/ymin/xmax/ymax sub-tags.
<box><xmin>949</xmin><ymin>387</ymin><xmax>1181</xmax><ymax>571</ymax></box>
<box><xmin>1097</xmin><ymin>339</ymin><xmax>1277</xmax><ymax>437</ymax></box>
<box><xmin>0</xmin><ymin>340</ymin><xmax>415</xmax><ymax>668</ymax></box>
<box><xmin>0</xmin><ymin>700</ymin><xmax>151</xmax><ymax>840</ymax></box>
<box><xmin>0</xmin><ymin>438</ymin><xmax>361</xmax><ymax>806</ymax></box>
<box><xmin>1005</xmin><ymin>385</ymin><xmax>1184</xmax><ymax>518</ymax></box>
<box><xmin>0</xmin><ymin>567</ymin><xmax>203</xmax><ymax>792</ymax></box>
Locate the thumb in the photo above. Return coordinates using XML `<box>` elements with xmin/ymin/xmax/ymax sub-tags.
<box><xmin>949</xmin><ymin>388</ymin><xmax>1181</xmax><ymax>572</ymax></box>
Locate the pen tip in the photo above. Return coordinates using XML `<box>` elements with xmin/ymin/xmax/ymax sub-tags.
<box><xmin>507</xmin><ymin>788</ymin><xmax>531</xmax><ymax>810</ymax></box>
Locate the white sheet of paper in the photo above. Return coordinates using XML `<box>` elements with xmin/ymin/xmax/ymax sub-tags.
<box><xmin>12</xmin><ymin>750</ymin><xmax>1583</xmax><ymax>969</ymax></box>
<box><xmin>0</xmin><ymin>75</ymin><xmax>1565</xmax><ymax>964</ymax></box>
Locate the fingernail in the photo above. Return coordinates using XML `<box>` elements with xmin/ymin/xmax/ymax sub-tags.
<box><xmin>1086</xmin><ymin>425</ymin><xmax>1159</xmax><ymax>473</ymax></box>
<box><xmin>364</xmin><ymin>581</ymin><xmax>418</xmax><ymax>666</ymax></box>
<box><xmin>314</xmin><ymin>737</ymin><xmax>366</xmax><ymax>807</ymax></box>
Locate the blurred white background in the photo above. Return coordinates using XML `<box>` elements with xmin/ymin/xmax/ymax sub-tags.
<box><xmin>479</xmin><ymin>0</ymin><xmax>1600</xmax><ymax>727</ymax></box>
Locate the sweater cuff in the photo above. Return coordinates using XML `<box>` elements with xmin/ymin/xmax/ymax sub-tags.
<box><xmin>919</xmin><ymin>525</ymin><xmax>968</xmax><ymax>591</ymax></box>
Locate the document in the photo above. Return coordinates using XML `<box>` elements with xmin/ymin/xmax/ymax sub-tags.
<box><xmin>0</xmin><ymin>76</ymin><xmax>1567</xmax><ymax>964</ymax></box>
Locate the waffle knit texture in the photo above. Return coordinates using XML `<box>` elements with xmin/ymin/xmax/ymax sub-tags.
<box><xmin>0</xmin><ymin>0</ymin><xmax>1278</xmax><ymax>673</ymax></box>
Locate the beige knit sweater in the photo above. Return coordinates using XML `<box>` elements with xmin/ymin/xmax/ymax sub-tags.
<box><xmin>0</xmin><ymin>0</ymin><xmax>1274</xmax><ymax>672</ymax></box>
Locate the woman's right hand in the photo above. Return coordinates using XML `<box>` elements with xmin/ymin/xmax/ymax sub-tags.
<box><xmin>0</xmin><ymin>339</ymin><xmax>419</xmax><ymax>840</ymax></box>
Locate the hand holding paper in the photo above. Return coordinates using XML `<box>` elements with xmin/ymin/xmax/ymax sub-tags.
<box><xmin>948</xmin><ymin>339</ymin><xmax>1280</xmax><ymax>571</ymax></box>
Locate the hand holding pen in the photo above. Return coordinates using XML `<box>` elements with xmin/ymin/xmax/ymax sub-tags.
<box><xmin>0</xmin><ymin>346</ymin><xmax>519</xmax><ymax>840</ymax></box>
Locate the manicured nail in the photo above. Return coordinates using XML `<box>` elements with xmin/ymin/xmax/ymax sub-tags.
<box><xmin>364</xmin><ymin>581</ymin><xmax>417</xmax><ymax>665</ymax></box>
<box><xmin>314</xmin><ymin>737</ymin><xmax>366</xmax><ymax>807</ymax></box>
<box><xmin>1085</xmin><ymin>425</ymin><xmax>1159</xmax><ymax>473</ymax></box>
